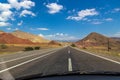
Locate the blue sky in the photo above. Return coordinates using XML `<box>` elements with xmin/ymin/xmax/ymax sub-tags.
<box><xmin>0</xmin><ymin>0</ymin><xmax>120</xmax><ymax>41</ymax></box>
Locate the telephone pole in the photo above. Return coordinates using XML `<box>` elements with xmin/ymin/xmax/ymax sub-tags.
<box><xmin>82</xmin><ymin>40</ymin><xmax>86</xmax><ymax>49</ymax></box>
<box><xmin>107</xmin><ymin>38</ymin><xmax>110</xmax><ymax>52</ymax></box>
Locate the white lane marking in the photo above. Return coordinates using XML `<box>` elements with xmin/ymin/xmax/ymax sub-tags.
<box><xmin>68</xmin><ymin>58</ymin><xmax>72</xmax><ymax>71</ymax></box>
<box><xmin>0</xmin><ymin>59</ymin><xmax>15</xmax><ymax>80</ymax></box>
<box><xmin>0</xmin><ymin>51</ymin><xmax>57</xmax><ymax>73</ymax></box>
<box><xmin>68</xmin><ymin>50</ymin><xmax>70</xmax><ymax>54</ymax></box>
<box><xmin>0</xmin><ymin>49</ymin><xmax>58</xmax><ymax>64</ymax></box>
<box><xmin>74</xmin><ymin>47</ymin><xmax>120</xmax><ymax>65</ymax></box>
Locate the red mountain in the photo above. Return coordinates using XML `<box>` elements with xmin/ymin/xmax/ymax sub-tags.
<box><xmin>76</xmin><ymin>32</ymin><xmax>118</xmax><ymax>47</ymax></box>
<box><xmin>0</xmin><ymin>33</ymin><xmax>34</xmax><ymax>44</ymax></box>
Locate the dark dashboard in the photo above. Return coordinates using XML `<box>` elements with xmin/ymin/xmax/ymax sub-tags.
<box><xmin>16</xmin><ymin>75</ymin><xmax>120</xmax><ymax>80</ymax></box>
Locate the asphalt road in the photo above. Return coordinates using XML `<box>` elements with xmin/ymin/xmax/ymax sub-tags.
<box><xmin>0</xmin><ymin>46</ymin><xmax>120</xmax><ymax>79</ymax></box>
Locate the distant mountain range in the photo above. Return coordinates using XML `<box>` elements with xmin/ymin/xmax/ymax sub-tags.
<box><xmin>0</xmin><ymin>30</ymin><xmax>120</xmax><ymax>47</ymax></box>
<box><xmin>48</xmin><ymin>40</ymin><xmax>61</xmax><ymax>45</ymax></box>
<box><xmin>55</xmin><ymin>40</ymin><xmax>79</xmax><ymax>42</ymax></box>
<box><xmin>75</xmin><ymin>32</ymin><xmax>120</xmax><ymax>47</ymax></box>
<box><xmin>0</xmin><ymin>30</ymin><xmax>50</xmax><ymax>45</ymax></box>
<box><xmin>111</xmin><ymin>37</ymin><xmax>120</xmax><ymax>42</ymax></box>
<box><xmin>0</xmin><ymin>30</ymin><xmax>64</xmax><ymax>46</ymax></box>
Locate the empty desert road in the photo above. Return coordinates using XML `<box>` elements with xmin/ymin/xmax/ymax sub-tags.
<box><xmin>1</xmin><ymin>46</ymin><xmax>120</xmax><ymax>79</ymax></box>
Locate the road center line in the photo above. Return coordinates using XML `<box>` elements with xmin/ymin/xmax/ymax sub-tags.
<box><xmin>0</xmin><ymin>51</ymin><xmax>57</xmax><ymax>73</ymax></box>
<box><xmin>68</xmin><ymin>50</ymin><xmax>70</xmax><ymax>54</ymax></box>
<box><xmin>74</xmin><ymin>47</ymin><xmax>120</xmax><ymax>65</ymax></box>
<box><xmin>68</xmin><ymin>57</ymin><xmax>73</xmax><ymax>71</ymax></box>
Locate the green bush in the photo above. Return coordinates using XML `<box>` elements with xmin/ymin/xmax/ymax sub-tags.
<box><xmin>34</xmin><ymin>46</ymin><xmax>40</xmax><ymax>50</ymax></box>
<box><xmin>24</xmin><ymin>47</ymin><xmax>34</xmax><ymax>51</ymax></box>
<box><xmin>0</xmin><ymin>44</ymin><xmax>8</xmax><ymax>49</ymax></box>
<box><xmin>71</xmin><ymin>44</ymin><xmax>76</xmax><ymax>47</ymax></box>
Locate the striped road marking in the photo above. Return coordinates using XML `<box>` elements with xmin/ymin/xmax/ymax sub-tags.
<box><xmin>68</xmin><ymin>58</ymin><xmax>72</xmax><ymax>71</ymax></box>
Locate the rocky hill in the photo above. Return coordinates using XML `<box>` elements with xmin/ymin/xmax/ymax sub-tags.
<box><xmin>76</xmin><ymin>32</ymin><xmax>118</xmax><ymax>47</ymax></box>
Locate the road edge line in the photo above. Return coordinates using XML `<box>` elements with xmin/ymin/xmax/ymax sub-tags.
<box><xmin>72</xmin><ymin>47</ymin><xmax>120</xmax><ymax>65</ymax></box>
<box><xmin>0</xmin><ymin>48</ymin><xmax>60</xmax><ymax>64</ymax></box>
<box><xmin>0</xmin><ymin>51</ymin><xmax>57</xmax><ymax>73</ymax></box>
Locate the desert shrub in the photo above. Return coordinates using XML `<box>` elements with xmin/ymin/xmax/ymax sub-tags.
<box><xmin>0</xmin><ymin>44</ymin><xmax>8</xmax><ymax>49</ymax></box>
<box><xmin>59</xmin><ymin>44</ymin><xmax>62</xmax><ymax>46</ymax></box>
<box><xmin>34</xmin><ymin>46</ymin><xmax>40</xmax><ymax>50</ymax></box>
<box><xmin>71</xmin><ymin>44</ymin><xmax>76</xmax><ymax>47</ymax></box>
<box><xmin>108</xmin><ymin>47</ymin><xmax>111</xmax><ymax>50</ymax></box>
<box><xmin>82</xmin><ymin>47</ymin><xmax>87</xmax><ymax>49</ymax></box>
<box><xmin>24</xmin><ymin>47</ymin><xmax>34</xmax><ymax>51</ymax></box>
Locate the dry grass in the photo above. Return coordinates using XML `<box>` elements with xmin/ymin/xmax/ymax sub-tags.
<box><xmin>80</xmin><ymin>46</ymin><xmax>120</xmax><ymax>57</ymax></box>
<box><xmin>0</xmin><ymin>43</ymin><xmax>62</xmax><ymax>55</ymax></box>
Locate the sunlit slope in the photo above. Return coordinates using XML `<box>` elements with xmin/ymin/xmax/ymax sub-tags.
<box><xmin>11</xmin><ymin>30</ymin><xmax>50</xmax><ymax>43</ymax></box>
<box><xmin>0</xmin><ymin>30</ymin><xmax>5</xmax><ymax>34</ymax></box>
<box><xmin>0</xmin><ymin>33</ymin><xmax>34</xmax><ymax>44</ymax></box>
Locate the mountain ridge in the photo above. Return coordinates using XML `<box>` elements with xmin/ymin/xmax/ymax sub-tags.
<box><xmin>11</xmin><ymin>30</ymin><xmax>50</xmax><ymax>43</ymax></box>
<box><xmin>0</xmin><ymin>33</ymin><xmax>34</xmax><ymax>44</ymax></box>
<box><xmin>76</xmin><ymin>32</ymin><xmax>119</xmax><ymax>47</ymax></box>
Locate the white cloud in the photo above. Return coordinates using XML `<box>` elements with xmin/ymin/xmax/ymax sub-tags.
<box><xmin>14</xmin><ymin>28</ymin><xmax>19</xmax><ymax>30</ymax></box>
<box><xmin>0</xmin><ymin>0</ymin><xmax>35</xmax><ymax>27</ymax></box>
<box><xmin>20</xmin><ymin>0</ymin><xmax>35</xmax><ymax>9</ymax></box>
<box><xmin>6</xmin><ymin>27</ymin><xmax>12</xmax><ymax>30</ymax></box>
<box><xmin>30</xmin><ymin>28</ymin><xmax>49</xmax><ymax>31</ymax></box>
<box><xmin>17</xmin><ymin>20</ymin><xmax>23</xmax><ymax>26</ymax></box>
<box><xmin>6</xmin><ymin>27</ymin><xmax>19</xmax><ymax>31</ymax></box>
<box><xmin>0</xmin><ymin>3</ymin><xmax>11</xmax><ymax>11</ymax></box>
<box><xmin>46</xmin><ymin>3</ymin><xmax>63</xmax><ymax>14</ymax></box>
<box><xmin>38</xmin><ymin>34</ymin><xmax>44</xmax><ymax>37</ymax></box>
<box><xmin>66</xmin><ymin>8</ymin><xmax>98</xmax><ymax>21</ymax></box>
<box><xmin>91</xmin><ymin>21</ymin><xmax>103</xmax><ymax>24</ymax></box>
<box><xmin>0</xmin><ymin>22</ymin><xmax>11</xmax><ymax>27</ymax></box>
<box><xmin>0</xmin><ymin>10</ymin><xmax>13</xmax><ymax>22</ymax></box>
<box><xmin>8</xmin><ymin>0</ymin><xmax>35</xmax><ymax>10</ymax></box>
<box><xmin>20</xmin><ymin>10</ymin><xmax>35</xmax><ymax>17</ymax></box>
<box><xmin>87</xmin><ymin>18</ymin><xmax>113</xmax><ymax>25</ymax></box>
<box><xmin>0</xmin><ymin>3</ymin><xmax>13</xmax><ymax>22</ymax></box>
<box><xmin>114</xmin><ymin>8</ymin><xmax>120</xmax><ymax>12</ymax></box>
<box><xmin>36</xmin><ymin>28</ymin><xmax>49</xmax><ymax>30</ymax></box>
<box><xmin>104</xmin><ymin>18</ymin><xmax>113</xmax><ymax>21</ymax></box>
<box><xmin>8</xmin><ymin>0</ymin><xmax>20</xmax><ymax>9</ymax></box>
<box><xmin>7</xmin><ymin>0</ymin><xmax>35</xmax><ymax>18</ymax></box>
<box><xmin>40</xmin><ymin>33</ymin><xmax>79</xmax><ymax>41</ymax></box>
